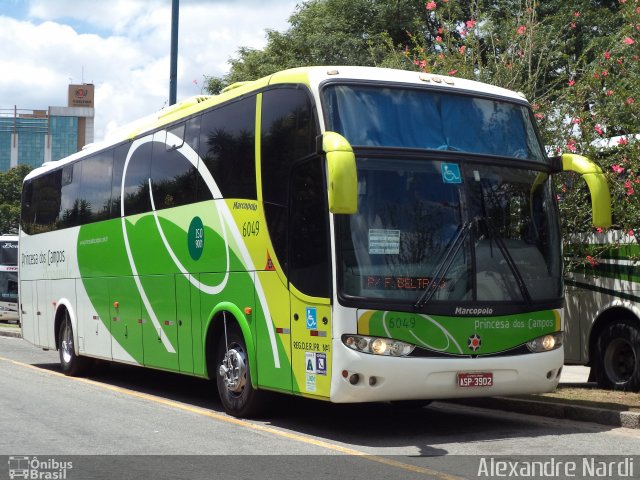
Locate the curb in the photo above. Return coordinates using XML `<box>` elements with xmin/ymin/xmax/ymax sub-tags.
<box><xmin>445</xmin><ymin>396</ymin><xmax>640</xmax><ymax>429</ymax></box>
<box><xmin>0</xmin><ymin>325</ymin><xmax>22</xmax><ymax>339</ymax></box>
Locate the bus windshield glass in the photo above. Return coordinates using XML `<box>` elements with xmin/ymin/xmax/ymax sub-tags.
<box><xmin>0</xmin><ymin>271</ymin><xmax>18</xmax><ymax>303</ymax></box>
<box><xmin>337</xmin><ymin>157</ymin><xmax>561</xmax><ymax>305</ymax></box>
<box><xmin>322</xmin><ymin>84</ymin><xmax>546</xmax><ymax>162</ymax></box>
<box><xmin>1</xmin><ymin>241</ymin><xmax>18</xmax><ymax>265</ymax></box>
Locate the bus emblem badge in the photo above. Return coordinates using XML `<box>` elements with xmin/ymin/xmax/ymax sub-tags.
<box><xmin>467</xmin><ymin>333</ymin><xmax>482</xmax><ymax>351</ymax></box>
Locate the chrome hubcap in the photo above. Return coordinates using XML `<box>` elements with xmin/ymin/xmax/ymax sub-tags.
<box><xmin>61</xmin><ymin>321</ymin><xmax>73</xmax><ymax>364</ymax></box>
<box><xmin>219</xmin><ymin>346</ymin><xmax>247</xmax><ymax>394</ymax></box>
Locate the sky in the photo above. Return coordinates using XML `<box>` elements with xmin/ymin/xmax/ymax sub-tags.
<box><xmin>0</xmin><ymin>0</ymin><xmax>296</xmax><ymax>141</ymax></box>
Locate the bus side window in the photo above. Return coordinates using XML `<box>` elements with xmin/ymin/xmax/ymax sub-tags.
<box><xmin>198</xmin><ymin>96</ymin><xmax>257</xmax><ymax>201</ymax></box>
<box><xmin>32</xmin><ymin>170</ymin><xmax>62</xmax><ymax>233</ymax></box>
<box><xmin>21</xmin><ymin>180</ymin><xmax>34</xmax><ymax>235</ymax></box>
<box><xmin>261</xmin><ymin>87</ymin><xmax>317</xmax><ymax>275</ymax></box>
<box><xmin>58</xmin><ymin>162</ymin><xmax>82</xmax><ymax>229</ymax></box>
<box><xmin>151</xmin><ymin>120</ymin><xmax>198</xmax><ymax>210</ymax></box>
<box><xmin>111</xmin><ymin>140</ymin><xmax>152</xmax><ymax>217</ymax></box>
<box><xmin>288</xmin><ymin>159</ymin><xmax>331</xmax><ymax>297</ymax></box>
<box><xmin>79</xmin><ymin>150</ymin><xmax>114</xmax><ymax>223</ymax></box>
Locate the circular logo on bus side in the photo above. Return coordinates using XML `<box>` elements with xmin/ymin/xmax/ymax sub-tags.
<box><xmin>188</xmin><ymin>216</ymin><xmax>204</xmax><ymax>260</ymax></box>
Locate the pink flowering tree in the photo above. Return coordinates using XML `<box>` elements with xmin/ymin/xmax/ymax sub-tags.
<box><xmin>394</xmin><ymin>0</ymin><xmax>639</xmax><ymax>269</ymax></box>
<box><xmin>551</xmin><ymin>1</ymin><xmax>640</xmax><ymax>268</ymax></box>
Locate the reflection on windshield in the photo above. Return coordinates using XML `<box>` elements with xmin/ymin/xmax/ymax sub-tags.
<box><xmin>323</xmin><ymin>84</ymin><xmax>546</xmax><ymax>161</ymax></box>
<box><xmin>338</xmin><ymin>158</ymin><xmax>561</xmax><ymax>306</ymax></box>
<box><xmin>0</xmin><ymin>271</ymin><xmax>18</xmax><ymax>303</ymax></box>
<box><xmin>339</xmin><ymin>158</ymin><xmax>469</xmax><ymax>302</ymax></box>
<box><xmin>0</xmin><ymin>242</ymin><xmax>17</xmax><ymax>265</ymax></box>
<box><xmin>468</xmin><ymin>167</ymin><xmax>560</xmax><ymax>302</ymax></box>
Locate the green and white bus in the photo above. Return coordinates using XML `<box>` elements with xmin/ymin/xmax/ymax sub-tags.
<box><xmin>564</xmin><ymin>230</ymin><xmax>640</xmax><ymax>391</ymax></box>
<box><xmin>19</xmin><ymin>66</ymin><xmax>611</xmax><ymax>417</ymax></box>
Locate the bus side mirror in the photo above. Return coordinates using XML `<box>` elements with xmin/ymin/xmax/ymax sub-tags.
<box><xmin>322</xmin><ymin>132</ymin><xmax>357</xmax><ymax>214</ymax></box>
<box><xmin>561</xmin><ymin>153</ymin><xmax>612</xmax><ymax>228</ymax></box>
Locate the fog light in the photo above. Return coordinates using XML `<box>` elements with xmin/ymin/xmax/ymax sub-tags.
<box><xmin>349</xmin><ymin>374</ymin><xmax>360</xmax><ymax>385</ymax></box>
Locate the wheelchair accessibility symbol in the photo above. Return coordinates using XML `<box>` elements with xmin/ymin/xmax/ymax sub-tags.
<box><xmin>306</xmin><ymin>307</ymin><xmax>317</xmax><ymax>330</ymax></box>
<box><xmin>441</xmin><ymin>163</ymin><xmax>462</xmax><ymax>184</ymax></box>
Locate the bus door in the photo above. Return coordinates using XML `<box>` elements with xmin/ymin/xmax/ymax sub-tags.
<box><xmin>76</xmin><ymin>278</ymin><xmax>111</xmax><ymax>359</ymax></box>
<box><xmin>176</xmin><ymin>273</ymin><xmax>194</xmax><ymax>374</ymax></box>
<box><xmin>108</xmin><ymin>277</ymin><xmax>143</xmax><ymax>364</ymax></box>
<box><xmin>36</xmin><ymin>280</ymin><xmax>55</xmax><ymax>349</ymax></box>
<box><xmin>140</xmin><ymin>274</ymin><xmax>180</xmax><ymax>372</ymax></box>
<box><xmin>288</xmin><ymin>158</ymin><xmax>333</xmax><ymax>398</ymax></box>
<box><xmin>255</xmin><ymin>268</ymin><xmax>292</xmax><ymax>392</ymax></box>
<box><xmin>19</xmin><ymin>281</ymin><xmax>37</xmax><ymax>345</ymax></box>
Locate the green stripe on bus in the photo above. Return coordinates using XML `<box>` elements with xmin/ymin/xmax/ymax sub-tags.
<box><xmin>565</xmin><ymin>278</ymin><xmax>640</xmax><ymax>303</ymax></box>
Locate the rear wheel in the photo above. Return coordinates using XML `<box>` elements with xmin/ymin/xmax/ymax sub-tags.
<box><xmin>215</xmin><ymin>326</ymin><xmax>264</xmax><ymax>418</ymax></box>
<box><xmin>594</xmin><ymin>319</ymin><xmax>640</xmax><ymax>391</ymax></box>
<box><xmin>58</xmin><ymin>311</ymin><xmax>91</xmax><ymax>376</ymax></box>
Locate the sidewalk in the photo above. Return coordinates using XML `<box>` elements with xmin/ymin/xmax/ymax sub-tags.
<box><xmin>0</xmin><ymin>322</ymin><xmax>21</xmax><ymax>338</ymax></box>
<box><xmin>444</xmin><ymin>365</ymin><xmax>639</xmax><ymax>429</ymax></box>
<box><xmin>0</xmin><ymin>324</ymin><xmax>637</xmax><ymax>428</ymax></box>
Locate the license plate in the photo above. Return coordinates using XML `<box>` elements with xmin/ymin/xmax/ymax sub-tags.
<box><xmin>457</xmin><ymin>372</ymin><xmax>493</xmax><ymax>388</ymax></box>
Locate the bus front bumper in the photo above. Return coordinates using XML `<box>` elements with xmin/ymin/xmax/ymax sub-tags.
<box><xmin>329</xmin><ymin>340</ymin><xmax>563</xmax><ymax>403</ymax></box>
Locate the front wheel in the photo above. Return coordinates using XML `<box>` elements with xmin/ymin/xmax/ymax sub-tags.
<box><xmin>58</xmin><ymin>312</ymin><xmax>91</xmax><ymax>376</ymax></box>
<box><xmin>216</xmin><ymin>326</ymin><xmax>264</xmax><ymax>417</ymax></box>
<box><xmin>594</xmin><ymin>319</ymin><xmax>640</xmax><ymax>391</ymax></box>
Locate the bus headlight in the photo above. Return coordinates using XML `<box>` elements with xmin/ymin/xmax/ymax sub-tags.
<box><xmin>526</xmin><ymin>332</ymin><xmax>563</xmax><ymax>353</ymax></box>
<box><xmin>342</xmin><ymin>335</ymin><xmax>414</xmax><ymax>357</ymax></box>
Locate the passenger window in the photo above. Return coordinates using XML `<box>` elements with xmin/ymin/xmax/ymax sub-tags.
<box><xmin>167</xmin><ymin>123</ymin><xmax>185</xmax><ymax>150</ymax></box>
<box><xmin>261</xmin><ymin>87</ymin><xmax>316</xmax><ymax>206</ymax></box>
<box><xmin>21</xmin><ymin>180</ymin><xmax>34</xmax><ymax>234</ymax></box>
<box><xmin>288</xmin><ymin>158</ymin><xmax>331</xmax><ymax>297</ymax></box>
<box><xmin>198</xmin><ymin>97</ymin><xmax>256</xmax><ymax>200</ymax></box>
<box><xmin>261</xmin><ymin>87</ymin><xmax>318</xmax><ymax>276</ymax></box>
<box><xmin>58</xmin><ymin>162</ymin><xmax>82</xmax><ymax>228</ymax></box>
<box><xmin>151</xmin><ymin>122</ymin><xmax>198</xmax><ymax>210</ymax></box>
<box><xmin>79</xmin><ymin>150</ymin><xmax>113</xmax><ymax>223</ymax></box>
<box><xmin>112</xmin><ymin>140</ymin><xmax>152</xmax><ymax>217</ymax></box>
<box><xmin>32</xmin><ymin>170</ymin><xmax>62</xmax><ymax>232</ymax></box>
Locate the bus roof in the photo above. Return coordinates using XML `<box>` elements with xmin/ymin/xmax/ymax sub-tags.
<box><xmin>24</xmin><ymin>66</ymin><xmax>528</xmax><ymax>182</ymax></box>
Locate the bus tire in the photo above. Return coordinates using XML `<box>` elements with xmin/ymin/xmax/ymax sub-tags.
<box><xmin>594</xmin><ymin>319</ymin><xmax>640</xmax><ymax>391</ymax></box>
<box><xmin>58</xmin><ymin>311</ymin><xmax>91</xmax><ymax>376</ymax></box>
<box><xmin>215</xmin><ymin>326</ymin><xmax>264</xmax><ymax>418</ymax></box>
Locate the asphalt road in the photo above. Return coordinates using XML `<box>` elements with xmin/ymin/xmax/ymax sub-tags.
<box><xmin>1</xmin><ymin>336</ymin><xmax>638</xmax><ymax>480</ymax></box>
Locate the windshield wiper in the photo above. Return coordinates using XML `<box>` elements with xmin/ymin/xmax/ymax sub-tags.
<box><xmin>414</xmin><ymin>220</ymin><xmax>473</xmax><ymax>309</ymax></box>
<box><xmin>478</xmin><ymin>179</ymin><xmax>533</xmax><ymax>305</ymax></box>
<box><xmin>478</xmin><ymin>215</ymin><xmax>533</xmax><ymax>305</ymax></box>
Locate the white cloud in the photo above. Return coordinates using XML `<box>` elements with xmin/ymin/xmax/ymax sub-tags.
<box><xmin>0</xmin><ymin>0</ymin><xmax>296</xmax><ymax>141</ymax></box>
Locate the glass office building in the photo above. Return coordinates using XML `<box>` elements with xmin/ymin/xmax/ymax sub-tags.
<box><xmin>0</xmin><ymin>85</ymin><xmax>94</xmax><ymax>172</ymax></box>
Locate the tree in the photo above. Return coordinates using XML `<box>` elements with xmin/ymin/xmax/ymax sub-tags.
<box><xmin>206</xmin><ymin>0</ymin><xmax>639</xmax><ymax>268</ymax></box>
<box><xmin>0</xmin><ymin>164</ymin><xmax>31</xmax><ymax>234</ymax></box>
<box><xmin>205</xmin><ymin>0</ymin><xmax>432</xmax><ymax>91</ymax></box>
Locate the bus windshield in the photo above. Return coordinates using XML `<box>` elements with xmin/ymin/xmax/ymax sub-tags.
<box><xmin>322</xmin><ymin>84</ymin><xmax>546</xmax><ymax>162</ymax></box>
<box><xmin>336</xmin><ymin>157</ymin><xmax>561</xmax><ymax>307</ymax></box>
<box><xmin>0</xmin><ymin>270</ymin><xmax>18</xmax><ymax>304</ymax></box>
